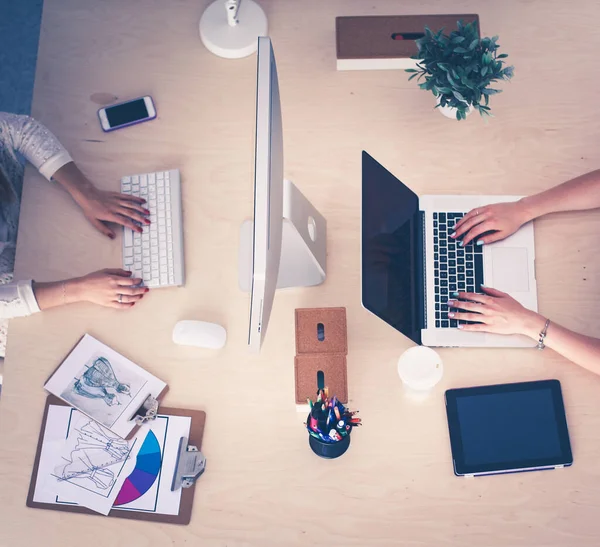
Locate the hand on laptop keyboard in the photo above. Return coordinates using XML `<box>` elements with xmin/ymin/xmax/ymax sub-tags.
<box><xmin>450</xmin><ymin>201</ymin><xmax>529</xmax><ymax>246</ymax></box>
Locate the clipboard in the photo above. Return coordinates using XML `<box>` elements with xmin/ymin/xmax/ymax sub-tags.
<box><xmin>26</xmin><ymin>395</ymin><xmax>206</xmax><ymax>525</ymax></box>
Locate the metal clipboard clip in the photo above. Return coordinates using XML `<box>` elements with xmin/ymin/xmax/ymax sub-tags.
<box><xmin>170</xmin><ymin>436</ymin><xmax>207</xmax><ymax>491</ymax></box>
<box><xmin>131</xmin><ymin>394</ymin><xmax>159</xmax><ymax>425</ymax></box>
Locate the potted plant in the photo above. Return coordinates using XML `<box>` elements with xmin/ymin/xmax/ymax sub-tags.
<box><xmin>406</xmin><ymin>21</ymin><xmax>514</xmax><ymax>120</ymax></box>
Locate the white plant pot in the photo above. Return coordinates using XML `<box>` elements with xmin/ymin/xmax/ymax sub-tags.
<box><xmin>436</xmin><ymin>96</ymin><xmax>475</xmax><ymax>119</ymax></box>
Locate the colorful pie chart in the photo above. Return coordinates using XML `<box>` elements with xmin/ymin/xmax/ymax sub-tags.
<box><xmin>114</xmin><ymin>430</ymin><xmax>162</xmax><ymax>506</ymax></box>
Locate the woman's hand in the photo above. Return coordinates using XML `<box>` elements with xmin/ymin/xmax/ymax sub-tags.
<box><xmin>79</xmin><ymin>187</ymin><xmax>150</xmax><ymax>239</ymax></box>
<box><xmin>450</xmin><ymin>200</ymin><xmax>532</xmax><ymax>247</ymax></box>
<box><xmin>446</xmin><ymin>286</ymin><xmax>545</xmax><ymax>338</ymax></box>
<box><xmin>52</xmin><ymin>161</ymin><xmax>151</xmax><ymax>239</ymax></box>
<box><xmin>69</xmin><ymin>269</ymin><xmax>148</xmax><ymax>309</ymax></box>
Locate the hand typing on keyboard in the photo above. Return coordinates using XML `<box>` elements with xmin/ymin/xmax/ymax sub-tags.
<box><xmin>54</xmin><ymin>161</ymin><xmax>150</xmax><ymax>239</ymax></box>
<box><xmin>449</xmin><ymin>201</ymin><xmax>529</xmax><ymax>247</ymax></box>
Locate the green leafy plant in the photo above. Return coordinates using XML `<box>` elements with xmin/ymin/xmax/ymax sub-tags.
<box><xmin>405</xmin><ymin>21</ymin><xmax>514</xmax><ymax>120</ymax></box>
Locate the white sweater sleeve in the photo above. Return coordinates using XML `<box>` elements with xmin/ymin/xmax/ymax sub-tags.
<box><xmin>0</xmin><ymin>280</ymin><xmax>41</xmax><ymax>319</ymax></box>
<box><xmin>0</xmin><ymin>112</ymin><xmax>73</xmax><ymax>180</ymax></box>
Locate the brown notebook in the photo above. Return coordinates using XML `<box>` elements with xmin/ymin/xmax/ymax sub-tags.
<box><xmin>294</xmin><ymin>308</ymin><xmax>348</xmax><ymax>411</ymax></box>
<box><xmin>336</xmin><ymin>14</ymin><xmax>480</xmax><ymax>70</ymax></box>
<box><xmin>26</xmin><ymin>395</ymin><xmax>206</xmax><ymax>525</ymax></box>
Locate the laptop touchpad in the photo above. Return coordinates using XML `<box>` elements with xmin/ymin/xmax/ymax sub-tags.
<box><xmin>490</xmin><ymin>247</ymin><xmax>529</xmax><ymax>292</ymax></box>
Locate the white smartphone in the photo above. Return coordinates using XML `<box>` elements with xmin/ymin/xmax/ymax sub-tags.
<box><xmin>97</xmin><ymin>95</ymin><xmax>156</xmax><ymax>132</ymax></box>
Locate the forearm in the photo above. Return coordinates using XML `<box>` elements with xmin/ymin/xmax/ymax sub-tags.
<box><xmin>521</xmin><ymin>312</ymin><xmax>600</xmax><ymax>377</ymax></box>
<box><xmin>519</xmin><ymin>169</ymin><xmax>600</xmax><ymax>221</ymax></box>
<box><xmin>32</xmin><ymin>278</ymin><xmax>84</xmax><ymax>311</ymax></box>
<box><xmin>51</xmin><ymin>161</ymin><xmax>95</xmax><ymax>207</ymax></box>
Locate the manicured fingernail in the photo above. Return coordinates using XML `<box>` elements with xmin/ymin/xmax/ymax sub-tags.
<box><xmin>450</xmin><ymin>231</ymin><xmax>456</xmax><ymax>238</ymax></box>
<box><xmin>144</xmin><ymin>219</ymin><xmax>151</xmax><ymax>225</ymax></box>
<box><xmin>448</xmin><ymin>312</ymin><xmax>455</xmax><ymax>318</ymax></box>
<box><xmin>144</xmin><ymin>288</ymin><xmax>149</xmax><ymax>292</ymax></box>
<box><xmin>476</xmin><ymin>240</ymin><xmax>484</xmax><ymax>246</ymax></box>
<box><xmin>446</xmin><ymin>300</ymin><xmax>455</xmax><ymax>306</ymax></box>
<box><xmin>144</xmin><ymin>209</ymin><xmax>150</xmax><ymax>215</ymax></box>
<box><xmin>457</xmin><ymin>324</ymin><xmax>464</xmax><ymax>329</ymax></box>
<box><xmin>109</xmin><ymin>234</ymin><xmax>115</xmax><ymax>239</ymax></box>
<box><xmin>452</xmin><ymin>292</ymin><xmax>459</xmax><ymax>297</ymax></box>
<box><xmin>459</xmin><ymin>241</ymin><xmax>464</xmax><ymax>247</ymax></box>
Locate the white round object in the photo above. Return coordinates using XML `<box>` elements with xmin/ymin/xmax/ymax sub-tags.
<box><xmin>397</xmin><ymin>346</ymin><xmax>443</xmax><ymax>393</ymax></box>
<box><xmin>199</xmin><ymin>0</ymin><xmax>268</xmax><ymax>59</ymax></box>
<box><xmin>436</xmin><ymin>96</ymin><xmax>475</xmax><ymax>119</ymax></box>
<box><xmin>172</xmin><ymin>320</ymin><xmax>227</xmax><ymax>349</ymax></box>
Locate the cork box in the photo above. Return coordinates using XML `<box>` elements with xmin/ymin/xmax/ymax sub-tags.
<box><xmin>294</xmin><ymin>307</ymin><xmax>348</xmax><ymax>412</ymax></box>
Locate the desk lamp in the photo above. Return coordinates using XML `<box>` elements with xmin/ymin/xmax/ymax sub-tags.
<box><xmin>199</xmin><ymin>0</ymin><xmax>268</xmax><ymax>58</ymax></box>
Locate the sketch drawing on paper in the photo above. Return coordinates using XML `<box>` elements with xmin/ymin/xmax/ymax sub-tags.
<box><xmin>53</xmin><ymin>418</ymin><xmax>132</xmax><ymax>493</ymax></box>
<box><xmin>61</xmin><ymin>353</ymin><xmax>146</xmax><ymax>428</ymax></box>
<box><xmin>72</xmin><ymin>356</ymin><xmax>131</xmax><ymax>406</ymax></box>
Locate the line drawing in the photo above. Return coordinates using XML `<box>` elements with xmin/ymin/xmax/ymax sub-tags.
<box><xmin>72</xmin><ymin>356</ymin><xmax>131</xmax><ymax>407</ymax></box>
<box><xmin>53</xmin><ymin>418</ymin><xmax>133</xmax><ymax>495</ymax></box>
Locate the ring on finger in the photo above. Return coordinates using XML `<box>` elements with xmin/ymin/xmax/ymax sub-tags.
<box><xmin>118</xmin><ymin>293</ymin><xmax>123</xmax><ymax>303</ymax></box>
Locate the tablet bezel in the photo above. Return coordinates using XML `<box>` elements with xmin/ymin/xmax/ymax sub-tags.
<box><xmin>445</xmin><ymin>379</ymin><xmax>573</xmax><ymax>477</ymax></box>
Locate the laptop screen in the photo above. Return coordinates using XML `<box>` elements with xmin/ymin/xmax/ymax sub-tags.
<box><xmin>361</xmin><ymin>151</ymin><xmax>422</xmax><ymax>343</ymax></box>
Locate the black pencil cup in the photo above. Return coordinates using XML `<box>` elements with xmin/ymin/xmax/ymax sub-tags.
<box><xmin>308</xmin><ymin>431</ymin><xmax>351</xmax><ymax>459</ymax></box>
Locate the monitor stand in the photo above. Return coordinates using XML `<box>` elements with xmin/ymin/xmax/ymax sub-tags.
<box><xmin>239</xmin><ymin>179</ymin><xmax>327</xmax><ymax>291</ymax></box>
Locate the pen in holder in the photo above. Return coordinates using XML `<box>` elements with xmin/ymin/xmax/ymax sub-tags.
<box><xmin>305</xmin><ymin>386</ymin><xmax>361</xmax><ymax>459</ymax></box>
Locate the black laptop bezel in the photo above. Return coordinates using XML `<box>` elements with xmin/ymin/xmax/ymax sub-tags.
<box><xmin>445</xmin><ymin>379</ymin><xmax>573</xmax><ymax>476</ymax></box>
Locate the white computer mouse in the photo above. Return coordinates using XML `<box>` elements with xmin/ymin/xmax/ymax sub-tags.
<box><xmin>172</xmin><ymin>320</ymin><xmax>227</xmax><ymax>349</ymax></box>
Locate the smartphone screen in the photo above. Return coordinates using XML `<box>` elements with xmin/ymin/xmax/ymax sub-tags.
<box><xmin>105</xmin><ymin>98</ymin><xmax>149</xmax><ymax>128</ymax></box>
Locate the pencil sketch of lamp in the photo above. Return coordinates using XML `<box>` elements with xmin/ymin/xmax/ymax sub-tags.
<box><xmin>72</xmin><ymin>356</ymin><xmax>131</xmax><ymax>406</ymax></box>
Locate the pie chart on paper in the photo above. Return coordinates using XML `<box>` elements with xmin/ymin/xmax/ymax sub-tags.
<box><xmin>114</xmin><ymin>430</ymin><xmax>162</xmax><ymax>506</ymax></box>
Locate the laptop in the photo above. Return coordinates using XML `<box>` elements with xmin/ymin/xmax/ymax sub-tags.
<box><xmin>361</xmin><ymin>151</ymin><xmax>538</xmax><ymax>347</ymax></box>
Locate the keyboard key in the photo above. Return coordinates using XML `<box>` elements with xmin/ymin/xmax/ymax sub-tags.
<box><xmin>449</xmin><ymin>260</ymin><xmax>456</xmax><ymax>267</ymax></box>
<box><xmin>474</xmin><ymin>244</ymin><xmax>483</xmax><ymax>254</ymax></box>
<box><xmin>439</xmin><ymin>213</ymin><xmax>446</xmax><ymax>222</ymax></box>
<box><xmin>475</xmin><ymin>254</ymin><xmax>484</xmax><ymax>291</ymax></box>
<box><xmin>436</xmin><ymin>320</ymin><xmax>440</xmax><ymax>328</ymax></box>
<box><xmin>449</xmin><ymin>283</ymin><xmax>457</xmax><ymax>292</ymax></box>
<box><xmin>441</xmin><ymin>272</ymin><xmax>448</xmax><ymax>280</ymax></box>
<box><xmin>466</xmin><ymin>261</ymin><xmax>473</xmax><ymax>269</ymax></box>
<box><xmin>466</xmin><ymin>269</ymin><xmax>473</xmax><ymax>277</ymax></box>
<box><xmin>450</xmin><ymin>319</ymin><xmax>458</xmax><ymax>328</ymax></box>
<box><xmin>124</xmin><ymin>228</ymin><xmax>133</xmax><ymax>248</ymax></box>
<box><xmin>435</xmin><ymin>303</ymin><xmax>440</xmax><ymax>311</ymax></box>
<box><xmin>433</xmin><ymin>212</ymin><xmax>438</xmax><ymax>219</ymax></box>
<box><xmin>442</xmin><ymin>320</ymin><xmax>449</xmax><ymax>328</ymax></box>
<box><xmin>440</xmin><ymin>264</ymin><xmax>448</xmax><ymax>271</ymax></box>
<box><xmin>433</xmin><ymin>220</ymin><xmax>438</xmax><ymax>228</ymax></box>
<box><xmin>458</xmin><ymin>266</ymin><xmax>465</xmax><ymax>273</ymax></box>
<box><xmin>441</xmin><ymin>288</ymin><xmax>448</xmax><ymax>295</ymax></box>
<box><xmin>449</xmin><ymin>268</ymin><xmax>456</xmax><ymax>275</ymax></box>
<box><xmin>436</xmin><ymin>311</ymin><xmax>440</xmax><ymax>319</ymax></box>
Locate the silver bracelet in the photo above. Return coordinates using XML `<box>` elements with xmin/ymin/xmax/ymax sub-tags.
<box><xmin>537</xmin><ymin>319</ymin><xmax>551</xmax><ymax>350</ymax></box>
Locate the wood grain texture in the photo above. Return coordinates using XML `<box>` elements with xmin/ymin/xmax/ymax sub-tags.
<box><xmin>2</xmin><ymin>1</ymin><xmax>600</xmax><ymax>546</ymax></box>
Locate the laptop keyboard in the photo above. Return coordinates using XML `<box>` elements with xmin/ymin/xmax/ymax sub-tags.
<box><xmin>433</xmin><ymin>212</ymin><xmax>484</xmax><ymax>328</ymax></box>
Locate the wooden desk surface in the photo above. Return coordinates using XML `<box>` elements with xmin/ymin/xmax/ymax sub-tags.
<box><xmin>2</xmin><ymin>1</ymin><xmax>600</xmax><ymax>545</ymax></box>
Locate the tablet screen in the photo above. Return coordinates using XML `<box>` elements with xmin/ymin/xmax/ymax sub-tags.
<box><xmin>445</xmin><ymin>380</ymin><xmax>573</xmax><ymax>476</ymax></box>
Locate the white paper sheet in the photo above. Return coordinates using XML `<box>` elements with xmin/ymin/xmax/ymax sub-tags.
<box><xmin>36</xmin><ymin>407</ymin><xmax>141</xmax><ymax>515</ymax></box>
<box><xmin>44</xmin><ymin>334</ymin><xmax>167</xmax><ymax>439</ymax></box>
<box><xmin>33</xmin><ymin>405</ymin><xmax>191</xmax><ymax>517</ymax></box>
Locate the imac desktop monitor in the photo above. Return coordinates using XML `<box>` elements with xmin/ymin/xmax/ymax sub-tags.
<box><xmin>248</xmin><ymin>37</ymin><xmax>284</xmax><ymax>352</ymax></box>
<box><xmin>241</xmin><ymin>37</ymin><xmax>328</xmax><ymax>353</ymax></box>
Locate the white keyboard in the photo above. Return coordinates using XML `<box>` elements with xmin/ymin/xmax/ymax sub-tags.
<box><xmin>121</xmin><ymin>169</ymin><xmax>184</xmax><ymax>288</ymax></box>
